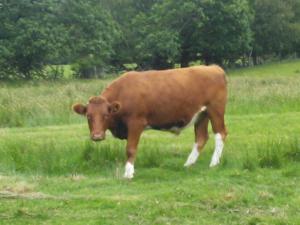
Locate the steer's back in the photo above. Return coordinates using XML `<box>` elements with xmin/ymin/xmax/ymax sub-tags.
<box><xmin>102</xmin><ymin>65</ymin><xmax>226</xmax><ymax>126</ymax></box>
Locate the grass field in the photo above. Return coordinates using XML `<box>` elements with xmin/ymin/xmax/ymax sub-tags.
<box><xmin>0</xmin><ymin>60</ymin><xmax>300</xmax><ymax>224</ymax></box>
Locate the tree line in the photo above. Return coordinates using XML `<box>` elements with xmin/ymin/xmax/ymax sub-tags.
<box><xmin>0</xmin><ymin>0</ymin><xmax>300</xmax><ymax>79</ymax></box>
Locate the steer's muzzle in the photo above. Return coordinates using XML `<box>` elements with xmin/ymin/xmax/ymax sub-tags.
<box><xmin>91</xmin><ymin>133</ymin><xmax>105</xmax><ymax>141</ymax></box>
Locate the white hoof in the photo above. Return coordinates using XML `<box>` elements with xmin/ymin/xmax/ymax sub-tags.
<box><xmin>209</xmin><ymin>158</ymin><xmax>220</xmax><ymax>167</ymax></box>
<box><xmin>184</xmin><ymin>144</ymin><xmax>199</xmax><ymax>167</ymax></box>
<box><xmin>123</xmin><ymin>162</ymin><xmax>134</xmax><ymax>179</ymax></box>
<box><xmin>184</xmin><ymin>161</ymin><xmax>195</xmax><ymax>167</ymax></box>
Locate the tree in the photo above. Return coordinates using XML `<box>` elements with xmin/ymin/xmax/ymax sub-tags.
<box><xmin>1</xmin><ymin>0</ymin><xmax>300</xmax><ymax>79</ymax></box>
<box><xmin>101</xmin><ymin>0</ymin><xmax>161</xmax><ymax>69</ymax></box>
<box><xmin>58</xmin><ymin>0</ymin><xmax>120</xmax><ymax>78</ymax></box>
<box><xmin>287</xmin><ymin>0</ymin><xmax>300</xmax><ymax>57</ymax></box>
<box><xmin>131</xmin><ymin>0</ymin><xmax>252</xmax><ymax>68</ymax></box>
<box><xmin>152</xmin><ymin>0</ymin><xmax>205</xmax><ymax>67</ymax></box>
<box><xmin>199</xmin><ymin>0</ymin><xmax>253</xmax><ymax>65</ymax></box>
<box><xmin>252</xmin><ymin>0</ymin><xmax>298</xmax><ymax>64</ymax></box>
<box><xmin>0</xmin><ymin>0</ymin><xmax>62</xmax><ymax>79</ymax></box>
<box><xmin>0</xmin><ymin>0</ymin><xmax>120</xmax><ymax>79</ymax></box>
<box><xmin>131</xmin><ymin>11</ymin><xmax>181</xmax><ymax>69</ymax></box>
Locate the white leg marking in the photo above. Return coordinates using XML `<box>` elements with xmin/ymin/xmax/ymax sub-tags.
<box><xmin>210</xmin><ymin>133</ymin><xmax>224</xmax><ymax>167</ymax></box>
<box><xmin>200</xmin><ymin>106</ymin><xmax>207</xmax><ymax>112</ymax></box>
<box><xmin>124</xmin><ymin>162</ymin><xmax>134</xmax><ymax>179</ymax></box>
<box><xmin>184</xmin><ymin>143</ymin><xmax>199</xmax><ymax>167</ymax></box>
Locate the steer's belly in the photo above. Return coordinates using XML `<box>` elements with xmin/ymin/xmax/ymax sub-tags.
<box><xmin>145</xmin><ymin>106</ymin><xmax>207</xmax><ymax>134</ymax></box>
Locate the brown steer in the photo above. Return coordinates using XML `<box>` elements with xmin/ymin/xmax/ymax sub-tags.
<box><xmin>73</xmin><ymin>65</ymin><xmax>227</xmax><ymax>179</ymax></box>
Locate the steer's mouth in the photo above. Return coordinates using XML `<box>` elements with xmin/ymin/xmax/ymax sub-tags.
<box><xmin>91</xmin><ymin>133</ymin><xmax>105</xmax><ymax>142</ymax></box>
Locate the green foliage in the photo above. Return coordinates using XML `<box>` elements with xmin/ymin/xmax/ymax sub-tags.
<box><xmin>58</xmin><ymin>0</ymin><xmax>120</xmax><ymax>78</ymax></box>
<box><xmin>133</xmin><ymin>28</ymin><xmax>181</xmax><ymax>69</ymax></box>
<box><xmin>1</xmin><ymin>0</ymin><xmax>300</xmax><ymax>77</ymax></box>
<box><xmin>129</xmin><ymin>0</ymin><xmax>253</xmax><ymax>68</ymax></box>
<box><xmin>130</xmin><ymin>0</ymin><xmax>202</xmax><ymax>68</ymax></box>
<box><xmin>102</xmin><ymin>0</ymin><xmax>300</xmax><ymax>68</ymax></box>
<box><xmin>0</xmin><ymin>0</ymin><xmax>120</xmax><ymax>79</ymax></box>
<box><xmin>0</xmin><ymin>0</ymin><xmax>61</xmax><ymax>79</ymax></box>
<box><xmin>200</xmin><ymin>0</ymin><xmax>253</xmax><ymax>65</ymax></box>
<box><xmin>252</xmin><ymin>0</ymin><xmax>300</xmax><ymax>64</ymax></box>
<box><xmin>101</xmin><ymin>0</ymin><xmax>161</xmax><ymax>68</ymax></box>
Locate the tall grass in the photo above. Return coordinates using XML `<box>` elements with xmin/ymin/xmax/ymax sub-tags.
<box><xmin>0</xmin><ymin>136</ymin><xmax>127</xmax><ymax>175</ymax></box>
<box><xmin>1</xmin><ymin>60</ymin><xmax>300</xmax><ymax>128</ymax></box>
<box><xmin>0</xmin><ymin>124</ymin><xmax>299</xmax><ymax>175</ymax></box>
<box><xmin>0</xmin><ymin>131</ymin><xmax>177</xmax><ymax>175</ymax></box>
<box><xmin>228</xmin><ymin>75</ymin><xmax>300</xmax><ymax>115</ymax></box>
<box><xmin>242</xmin><ymin>138</ymin><xmax>300</xmax><ymax>170</ymax></box>
<box><xmin>0</xmin><ymin>80</ymin><xmax>110</xmax><ymax>127</ymax></box>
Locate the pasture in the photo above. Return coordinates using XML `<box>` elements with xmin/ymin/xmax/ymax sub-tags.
<box><xmin>0</xmin><ymin>60</ymin><xmax>300</xmax><ymax>224</ymax></box>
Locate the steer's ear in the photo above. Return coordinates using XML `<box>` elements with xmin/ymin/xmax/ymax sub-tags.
<box><xmin>72</xmin><ymin>103</ymin><xmax>87</xmax><ymax>115</ymax></box>
<box><xmin>109</xmin><ymin>101</ymin><xmax>121</xmax><ymax>114</ymax></box>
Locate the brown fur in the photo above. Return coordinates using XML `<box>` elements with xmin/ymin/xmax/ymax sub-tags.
<box><xmin>73</xmin><ymin>65</ymin><xmax>227</xmax><ymax>166</ymax></box>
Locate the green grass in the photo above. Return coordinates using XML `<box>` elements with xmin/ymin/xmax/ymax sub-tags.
<box><xmin>1</xmin><ymin>60</ymin><xmax>300</xmax><ymax>128</ymax></box>
<box><xmin>228</xmin><ymin>59</ymin><xmax>300</xmax><ymax>77</ymax></box>
<box><xmin>45</xmin><ymin>64</ymin><xmax>75</xmax><ymax>79</ymax></box>
<box><xmin>1</xmin><ymin>60</ymin><xmax>300</xmax><ymax>224</ymax></box>
<box><xmin>0</xmin><ymin>79</ymin><xmax>109</xmax><ymax>127</ymax></box>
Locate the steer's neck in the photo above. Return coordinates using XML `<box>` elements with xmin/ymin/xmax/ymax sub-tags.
<box><xmin>101</xmin><ymin>87</ymin><xmax>118</xmax><ymax>103</ymax></box>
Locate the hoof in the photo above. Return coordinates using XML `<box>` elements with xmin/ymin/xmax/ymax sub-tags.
<box><xmin>209</xmin><ymin>160</ymin><xmax>220</xmax><ymax>167</ymax></box>
<box><xmin>124</xmin><ymin>162</ymin><xmax>134</xmax><ymax>179</ymax></box>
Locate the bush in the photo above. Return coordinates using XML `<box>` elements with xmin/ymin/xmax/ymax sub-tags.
<box><xmin>72</xmin><ymin>57</ymin><xmax>105</xmax><ymax>79</ymax></box>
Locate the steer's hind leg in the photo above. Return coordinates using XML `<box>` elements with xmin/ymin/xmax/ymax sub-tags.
<box><xmin>207</xmin><ymin>106</ymin><xmax>227</xmax><ymax>167</ymax></box>
<box><xmin>184</xmin><ymin>112</ymin><xmax>209</xmax><ymax>167</ymax></box>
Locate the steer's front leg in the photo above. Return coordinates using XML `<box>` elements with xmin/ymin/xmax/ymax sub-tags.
<box><xmin>124</xmin><ymin>119</ymin><xmax>145</xmax><ymax>179</ymax></box>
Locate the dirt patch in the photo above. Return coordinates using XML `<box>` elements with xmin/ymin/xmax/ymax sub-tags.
<box><xmin>0</xmin><ymin>190</ymin><xmax>51</xmax><ymax>199</ymax></box>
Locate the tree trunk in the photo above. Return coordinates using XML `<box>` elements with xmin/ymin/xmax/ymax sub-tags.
<box><xmin>180</xmin><ymin>50</ymin><xmax>189</xmax><ymax>68</ymax></box>
<box><xmin>252</xmin><ymin>51</ymin><xmax>258</xmax><ymax>66</ymax></box>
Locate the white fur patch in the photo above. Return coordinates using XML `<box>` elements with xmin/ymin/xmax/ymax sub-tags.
<box><xmin>184</xmin><ymin>143</ymin><xmax>199</xmax><ymax>167</ymax></box>
<box><xmin>209</xmin><ymin>133</ymin><xmax>224</xmax><ymax>167</ymax></box>
<box><xmin>124</xmin><ymin>162</ymin><xmax>134</xmax><ymax>179</ymax></box>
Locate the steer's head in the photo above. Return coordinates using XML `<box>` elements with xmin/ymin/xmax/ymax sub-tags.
<box><xmin>72</xmin><ymin>96</ymin><xmax>120</xmax><ymax>141</ymax></box>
